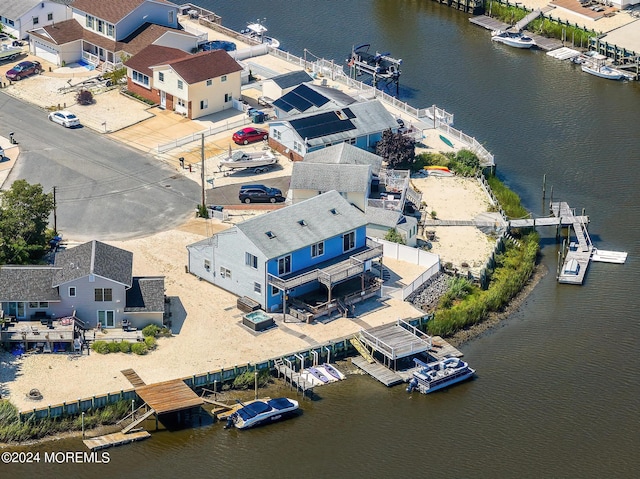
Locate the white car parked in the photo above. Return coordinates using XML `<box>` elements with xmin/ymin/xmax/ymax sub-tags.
<box><xmin>48</xmin><ymin>110</ymin><xmax>80</xmax><ymax>128</ymax></box>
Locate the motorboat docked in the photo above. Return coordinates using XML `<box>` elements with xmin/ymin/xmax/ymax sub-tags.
<box><xmin>491</xmin><ymin>30</ymin><xmax>537</xmax><ymax>49</ymax></box>
<box><xmin>581</xmin><ymin>63</ymin><xmax>625</xmax><ymax>80</ymax></box>
<box><xmin>219</xmin><ymin>149</ymin><xmax>277</xmax><ymax>172</ymax></box>
<box><xmin>225</xmin><ymin>397</ymin><xmax>299</xmax><ymax>430</ymax></box>
<box><xmin>241</xmin><ymin>20</ymin><xmax>280</xmax><ymax>49</ymax></box>
<box><xmin>406</xmin><ymin>357</ymin><xmax>475</xmax><ymax>394</ymax></box>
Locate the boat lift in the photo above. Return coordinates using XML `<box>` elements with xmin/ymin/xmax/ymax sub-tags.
<box><xmin>346</xmin><ymin>44</ymin><xmax>402</xmax><ymax>96</ymax></box>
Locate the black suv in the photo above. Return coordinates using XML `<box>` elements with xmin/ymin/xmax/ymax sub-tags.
<box><xmin>238</xmin><ymin>184</ymin><xmax>284</xmax><ymax>204</ymax></box>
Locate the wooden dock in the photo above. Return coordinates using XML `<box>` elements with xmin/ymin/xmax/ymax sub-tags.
<box><xmin>121</xmin><ymin>368</ymin><xmax>146</xmax><ymax>387</ymax></box>
<box><xmin>351</xmin><ymin>357</ymin><xmax>404</xmax><ymax>386</ymax></box>
<box><xmin>274</xmin><ymin>358</ymin><xmax>315</xmax><ymax>393</ymax></box>
<box><xmin>469</xmin><ymin>15</ymin><xmax>563</xmax><ymax>52</ymax></box>
<box><xmin>83</xmin><ymin>430</ymin><xmax>150</xmax><ymax>451</ymax></box>
<box><xmin>135</xmin><ymin>378</ymin><xmax>204</xmax><ymax>415</ymax></box>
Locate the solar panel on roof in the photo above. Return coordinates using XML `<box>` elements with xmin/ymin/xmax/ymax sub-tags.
<box><xmin>290</xmin><ymin>111</ymin><xmax>356</xmax><ymax>140</ymax></box>
<box><xmin>296</xmin><ymin>84</ymin><xmax>331</xmax><ymax>107</ymax></box>
<box><xmin>342</xmin><ymin>108</ymin><xmax>356</xmax><ymax>119</ymax></box>
<box><xmin>272</xmin><ymin>98</ymin><xmax>294</xmax><ymax>112</ymax></box>
<box><xmin>285</xmin><ymin>92</ymin><xmax>314</xmax><ymax>112</ymax></box>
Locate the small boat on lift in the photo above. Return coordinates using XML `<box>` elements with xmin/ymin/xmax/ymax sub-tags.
<box><xmin>242</xmin><ymin>19</ymin><xmax>280</xmax><ymax>49</ymax></box>
<box><xmin>491</xmin><ymin>30</ymin><xmax>536</xmax><ymax>49</ymax></box>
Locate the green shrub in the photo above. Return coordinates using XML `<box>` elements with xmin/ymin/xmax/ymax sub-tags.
<box><xmin>142</xmin><ymin>324</ymin><xmax>161</xmax><ymax>337</ymax></box>
<box><xmin>119</xmin><ymin>341</ymin><xmax>131</xmax><ymax>353</ymax></box>
<box><xmin>144</xmin><ymin>336</ymin><xmax>156</xmax><ymax>350</ymax></box>
<box><xmin>91</xmin><ymin>341</ymin><xmax>109</xmax><ymax>354</ymax></box>
<box><xmin>232</xmin><ymin>370</ymin><xmax>272</xmax><ymax>390</ymax></box>
<box><xmin>107</xmin><ymin>342</ymin><xmax>120</xmax><ymax>353</ymax></box>
<box><xmin>131</xmin><ymin>342</ymin><xmax>148</xmax><ymax>355</ymax></box>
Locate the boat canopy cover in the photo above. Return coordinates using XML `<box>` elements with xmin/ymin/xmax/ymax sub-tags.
<box><xmin>237</xmin><ymin>401</ymin><xmax>271</xmax><ymax>420</ymax></box>
<box><xmin>268</xmin><ymin>398</ymin><xmax>295</xmax><ymax>410</ymax></box>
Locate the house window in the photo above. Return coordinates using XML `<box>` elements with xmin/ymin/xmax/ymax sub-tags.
<box><xmin>97</xmin><ymin>310</ymin><xmax>115</xmax><ymax>328</ymax></box>
<box><xmin>254</xmin><ymin>282</ymin><xmax>262</xmax><ymax>294</ymax></box>
<box><xmin>69</xmin><ymin>287</ymin><xmax>76</xmax><ymax>297</ymax></box>
<box><xmin>28</xmin><ymin>302</ymin><xmax>49</xmax><ymax>308</ymax></box>
<box><xmin>158</xmin><ymin>72</ymin><xmax>164</xmax><ymax>82</ymax></box>
<box><xmin>132</xmin><ymin>71</ymin><xmax>150</xmax><ymax>87</ymax></box>
<box><xmin>224</xmin><ymin>93</ymin><xmax>232</xmax><ymax>102</ymax></box>
<box><xmin>278</xmin><ymin>255</ymin><xmax>291</xmax><ymax>275</ymax></box>
<box><xmin>177</xmin><ymin>80</ymin><xmax>184</xmax><ymax>90</ymax></box>
<box><xmin>274</xmin><ymin>129</ymin><xmax>281</xmax><ymax>140</ymax></box>
<box><xmin>345</xmin><ymin>138</ymin><xmax>356</xmax><ymax>145</ymax></box>
<box><xmin>33</xmin><ymin>17</ymin><xmax>39</xmax><ymax>25</ymax></box>
<box><xmin>169</xmin><ymin>11</ymin><xmax>174</xmax><ymax>23</ymax></box>
<box><xmin>86</xmin><ymin>15</ymin><xmax>94</xmax><ymax>28</ymax></box>
<box><xmin>204</xmin><ymin>259</ymin><xmax>211</xmax><ymax>272</ymax></box>
<box><xmin>293</xmin><ymin>141</ymin><xmax>302</xmax><ymax>153</ymax></box>
<box><xmin>48</xmin><ymin>13</ymin><xmax>53</xmax><ymax>21</ymax></box>
<box><xmin>206</xmin><ymin>79</ymin><xmax>212</xmax><ymax>86</ymax></box>
<box><xmin>245</xmin><ymin>253</ymin><xmax>258</xmax><ymax>269</ymax></box>
<box><xmin>200</xmin><ymin>99</ymin><xmax>208</xmax><ymax>110</ymax></box>
<box><xmin>343</xmin><ymin>231</ymin><xmax>355</xmax><ymax>252</ymax></box>
<box><xmin>221</xmin><ymin>75</ymin><xmax>227</xmax><ymax>82</ymax></box>
<box><xmin>271</xmin><ymin>285</ymin><xmax>279</xmax><ymax>296</ymax></box>
<box><xmin>97</xmin><ymin>19</ymin><xmax>104</xmax><ymax>33</ymax></box>
<box><xmin>311</xmin><ymin>242</ymin><xmax>324</xmax><ymax>258</ymax></box>
<box><xmin>107</xmin><ymin>24</ymin><xmax>114</xmax><ymax>37</ymax></box>
<box><xmin>94</xmin><ymin>288</ymin><xmax>113</xmax><ymax>302</ymax></box>
<box><xmin>220</xmin><ymin>266</ymin><xmax>231</xmax><ymax>279</ymax></box>
<box><xmin>177</xmin><ymin>98</ymin><xmax>186</xmax><ymax>108</ymax></box>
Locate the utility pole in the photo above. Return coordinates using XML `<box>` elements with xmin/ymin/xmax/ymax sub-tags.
<box><xmin>52</xmin><ymin>186</ymin><xmax>57</xmax><ymax>233</ymax></box>
<box><xmin>200</xmin><ymin>133</ymin><xmax>205</xmax><ymax>212</ymax></box>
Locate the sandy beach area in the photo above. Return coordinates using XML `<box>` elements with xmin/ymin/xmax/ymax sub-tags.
<box><xmin>0</xmin><ymin>174</ymin><xmax>496</xmax><ymax>412</ymax></box>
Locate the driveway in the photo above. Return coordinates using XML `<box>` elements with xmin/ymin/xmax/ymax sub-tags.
<box><xmin>0</xmin><ymin>93</ymin><xmax>200</xmax><ymax>241</ymax></box>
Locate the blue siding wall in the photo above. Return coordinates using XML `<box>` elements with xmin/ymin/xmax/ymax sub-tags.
<box><xmin>265</xmin><ymin>225</ymin><xmax>367</xmax><ymax>310</ymax></box>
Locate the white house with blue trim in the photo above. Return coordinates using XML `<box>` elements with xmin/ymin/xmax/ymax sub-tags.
<box><xmin>186</xmin><ymin>191</ymin><xmax>384</xmax><ymax>314</ymax></box>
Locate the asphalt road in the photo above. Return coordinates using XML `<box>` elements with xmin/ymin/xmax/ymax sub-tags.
<box><xmin>0</xmin><ymin>92</ymin><xmax>200</xmax><ymax>241</ymax></box>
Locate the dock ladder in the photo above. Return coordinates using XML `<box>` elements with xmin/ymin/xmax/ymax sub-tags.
<box><xmin>349</xmin><ymin>336</ymin><xmax>375</xmax><ymax>364</ymax></box>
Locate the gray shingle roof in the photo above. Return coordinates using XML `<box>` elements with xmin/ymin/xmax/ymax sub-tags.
<box><xmin>235</xmin><ymin>191</ymin><xmax>366</xmax><ymax>259</ymax></box>
<box><xmin>124</xmin><ymin>277</ymin><xmax>165</xmax><ymax>313</ymax></box>
<box><xmin>0</xmin><ymin>266</ymin><xmax>60</xmax><ymax>302</ymax></box>
<box><xmin>53</xmin><ymin>240</ymin><xmax>133</xmax><ymax>287</ymax></box>
<box><xmin>2</xmin><ymin>0</ymin><xmax>61</xmax><ymax>20</ymax></box>
<box><xmin>290</xmin><ymin>163</ymin><xmax>371</xmax><ymax>193</ymax></box>
<box><xmin>365</xmin><ymin>207</ymin><xmax>417</xmax><ymax>232</ymax></box>
<box><xmin>268</xmin><ymin>70</ymin><xmax>314</xmax><ymax>89</ymax></box>
<box><xmin>304</xmin><ymin>143</ymin><xmax>382</xmax><ymax>176</ymax></box>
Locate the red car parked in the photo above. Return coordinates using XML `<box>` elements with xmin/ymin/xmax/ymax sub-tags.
<box><xmin>6</xmin><ymin>61</ymin><xmax>41</xmax><ymax>81</ymax></box>
<box><xmin>232</xmin><ymin>127</ymin><xmax>268</xmax><ymax>145</ymax></box>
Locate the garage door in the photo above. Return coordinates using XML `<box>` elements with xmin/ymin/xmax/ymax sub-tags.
<box><xmin>33</xmin><ymin>40</ymin><xmax>59</xmax><ymax>65</ymax></box>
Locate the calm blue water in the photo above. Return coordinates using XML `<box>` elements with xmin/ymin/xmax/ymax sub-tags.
<box><xmin>4</xmin><ymin>2</ymin><xmax>640</xmax><ymax>477</ymax></box>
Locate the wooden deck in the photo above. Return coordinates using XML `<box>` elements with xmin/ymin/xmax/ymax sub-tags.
<box><xmin>351</xmin><ymin>357</ymin><xmax>404</xmax><ymax>386</ymax></box>
<box><xmin>429</xmin><ymin>336</ymin><xmax>464</xmax><ymax>360</ymax></box>
<box><xmin>135</xmin><ymin>379</ymin><xmax>203</xmax><ymax>415</ymax></box>
<box><xmin>83</xmin><ymin>430</ymin><xmax>150</xmax><ymax>451</ymax></box>
<box><xmin>121</xmin><ymin>369</ymin><xmax>146</xmax><ymax>388</ymax></box>
<box><xmin>358</xmin><ymin>319</ymin><xmax>431</xmax><ymax>361</ymax></box>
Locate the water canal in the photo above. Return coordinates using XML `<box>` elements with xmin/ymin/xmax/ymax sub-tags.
<box><xmin>5</xmin><ymin>1</ymin><xmax>640</xmax><ymax>477</ymax></box>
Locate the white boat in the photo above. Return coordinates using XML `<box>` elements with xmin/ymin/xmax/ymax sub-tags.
<box><xmin>242</xmin><ymin>20</ymin><xmax>280</xmax><ymax>49</ymax></box>
<box><xmin>219</xmin><ymin>149</ymin><xmax>277</xmax><ymax>172</ymax></box>
<box><xmin>581</xmin><ymin>63</ymin><xmax>625</xmax><ymax>81</ymax></box>
<box><xmin>491</xmin><ymin>30</ymin><xmax>536</xmax><ymax>49</ymax></box>
<box><xmin>225</xmin><ymin>397</ymin><xmax>299</xmax><ymax>430</ymax></box>
<box><xmin>406</xmin><ymin>357</ymin><xmax>475</xmax><ymax>394</ymax></box>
